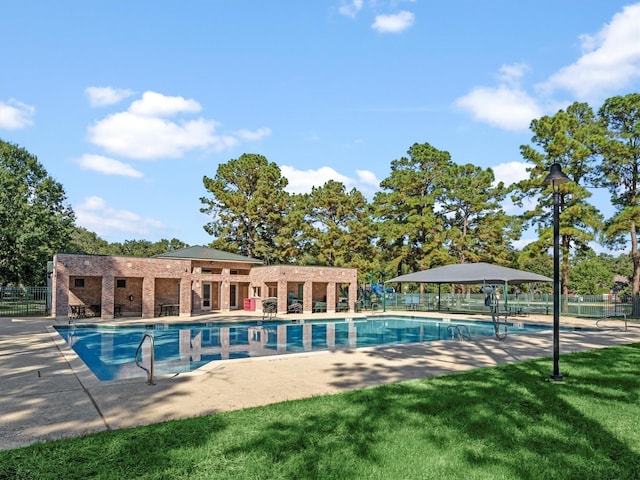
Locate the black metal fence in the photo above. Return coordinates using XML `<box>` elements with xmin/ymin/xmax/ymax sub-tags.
<box><xmin>0</xmin><ymin>286</ymin><xmax>50</xmax><ymax>317</ymax></box>
<box><xmin>368</xmin><ymin>292</ymin><xmax>639</xmax><ymax>319</ymax></box>
<box><xmin>3</xmin><ymin>286</ymin><xmax>639</xmax><ymax>319</ymax></box>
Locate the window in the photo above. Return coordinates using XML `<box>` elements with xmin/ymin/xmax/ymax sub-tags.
<box><xmin>201</xmin><ymin>268</ymin><xmax>222</xmax><ymax>274</ymax></box>
<box><xmin>267</xmin><ymin>285</ymin><xmax>277</xmax><ymax>297</ymax></box>
<box><xmin>74</xmin><ymin>278</ymin><xmax>84</xmax><ymax>288</ymax></box>
<box><xmin>251</xmin><ymin>286</ymin><xmax>261</xmax><ymax>298</ymax></box>
<box><xmin>116</xmin><ymin>279</ymin><xmax>126</xmax><ymax>288</ymax></box>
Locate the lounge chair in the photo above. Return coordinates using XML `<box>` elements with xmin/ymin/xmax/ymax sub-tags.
<box><xmin>288</xmin><ymin>302</ymin><xmax>302</xmax><ymax>313</ymax></box>
<box><xmin>262</xmin><ymin>298</ymin><xmax>277</xmax><ymax>320</ymax></box>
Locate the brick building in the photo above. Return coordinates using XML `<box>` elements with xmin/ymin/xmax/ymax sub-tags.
<box><xmin>50</xmin><ymin>246</ymin><xmax>358</xmax><ymax>320</ymax></box>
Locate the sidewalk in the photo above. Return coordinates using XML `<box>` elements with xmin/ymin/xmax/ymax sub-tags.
<box><xmin>1</xmin><ymin>312</ymin><xmax>639</xmax><ymax>451</ymax></box>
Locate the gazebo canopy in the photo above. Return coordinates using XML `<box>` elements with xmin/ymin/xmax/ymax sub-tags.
<box><xmin>386</xmin><ymin>263</ymin><xmax>551</xmax><ymax>285</ymax></box>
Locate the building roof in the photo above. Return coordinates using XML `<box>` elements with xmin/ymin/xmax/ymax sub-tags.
<box><xmin>153</xmin><ymin>246</ymin><xmax>263</xmax><ymax>264</ymax></box>
<box><xmin>387</xmin><ymin>263</ymin><xmax>551</xmax><ymax>285</ymax></box>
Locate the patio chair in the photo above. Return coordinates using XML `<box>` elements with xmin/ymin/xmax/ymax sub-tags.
<box><xmin>288</xmin><ymin>302</ymin><xmax>302</xmax><ymax>314</ymax></box>
<box><xmin>336</xmin><ymin>301</ymin><xmax>349</xmax><ymax>312</ymax></box>
<box><xmin>262</xmin><ymin>298</ymin><xmax>277</xmax><ymax>320</ymax></box>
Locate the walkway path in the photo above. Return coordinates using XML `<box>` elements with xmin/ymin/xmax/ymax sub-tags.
<box><xmin>1</xmin><ymin>312</ymin><xmax>638</xmax><ymax>450</ymax></box>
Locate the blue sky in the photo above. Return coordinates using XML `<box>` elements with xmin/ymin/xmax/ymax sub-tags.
<box><xmin>2</xmin><ymin>1</ymin><xmax>640</xmax><ymax>249</ymax></box>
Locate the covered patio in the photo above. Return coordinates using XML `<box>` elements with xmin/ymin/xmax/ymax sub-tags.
<box><xmin>386</xmin><ymin>263</ymin><xmax>552</xmax><ymax>316</ymax></box>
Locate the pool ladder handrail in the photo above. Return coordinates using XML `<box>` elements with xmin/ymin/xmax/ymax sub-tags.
<box><xmin>446</xmin><ymin>324</ymin><xmax>472</xmax><ymax>341</ymax></box>
<box><xmin>596</xmin><ymin>313</ymin><xmax>627</xmax><ymax>331</ymax></box>
<box><xmin>135</xmin><ymin>332</ymin><xmax>155</xmax><ymax>385</ymax></box>
<box><xmin>491</xmin><ymin>310</ymin><xmax>508</xmax><ymax>341</ymax></box>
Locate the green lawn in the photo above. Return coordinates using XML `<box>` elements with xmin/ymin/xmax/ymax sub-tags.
<box><xmin>2</xmin><ymin>344</ymin><xmax>640</xmax><ymax>479</ymax></box>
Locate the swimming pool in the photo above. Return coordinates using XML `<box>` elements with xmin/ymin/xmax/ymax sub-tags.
<box><xmin>55</xmin><ymin>316</ymin><xmax>557</xmax><ymax>381</ymax></box>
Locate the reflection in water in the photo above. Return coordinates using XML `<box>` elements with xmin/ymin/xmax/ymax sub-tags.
<box><xmin>57</xmin><ymin>318</ymin><xmax>536</xmax><ymax>381</ymax></box>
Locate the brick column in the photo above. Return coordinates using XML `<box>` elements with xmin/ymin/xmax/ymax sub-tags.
<box><xmin>349</xmin><ymin>282</ymin><xmax>358</xmax><ymax>313</ymax></box>
<box><xmin>179</xmin><ymin>278</ymin><xmax>192</xmax><ymax>316</ymax></box>
<box><xmin>221</xmin><ymin>280</ymin><xmax>229</xmax><ymax>312</ymax></box>
<box><xmin>326</xmin><ymin>282</ymin><xmax>336</xmax><ymax>313</ymax></box>
<box><xmin>53</xmin><ymin>259</ymin><xmax>69</xmax><ymax>320</ymax></box>
<box><xmin>303</xmin><ymin>281</ymin><xmax>313</xmax><ymax>313</ymax></box>
<box><xmin>142</xmin><ymin>277</ymin><xmax>155</xmax><ymax>318</ymax></box>
<box><xmin>277</xmin><ymin>277</ymin><xmax>287</xmax><ymax>313</ymax></box>
<box><xmin>101</xmin><ymin>276</ymin><xmax>115</xmax><ymax>319</ymax></box>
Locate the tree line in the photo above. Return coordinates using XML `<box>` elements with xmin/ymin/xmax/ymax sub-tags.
<box><xmin>1</xmin><ymin>93</ymin><xmax>638</xmax><ymax>298</ymax></box>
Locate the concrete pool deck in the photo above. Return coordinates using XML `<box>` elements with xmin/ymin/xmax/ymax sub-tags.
<box><xmin>1</xmin><ymin>311</ymin><xmax>639</xmax><ymax>451</ymax></box>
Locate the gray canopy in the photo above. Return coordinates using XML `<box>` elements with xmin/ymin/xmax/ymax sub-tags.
<box><xmin>386</xmin><ymin>263</ymin><xmax>551</xmax><ymax>285</ymax></box>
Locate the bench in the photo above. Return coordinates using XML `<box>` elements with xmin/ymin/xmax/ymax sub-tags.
<box><xmin>159</xmin><ymin>304</ymin><xmax>179</xmax><ymax>316</ymax></box>
<box><xmin>508</xmin><ymin>306</ymin><xmax>527</xmax><ymax>317</ymax></box>
<box><xmin>336</xmin><ymin>301</ymin><xmax>349</xmax><ymax>312</ymax></box>
<box><xmin>313</xmin><ymin>301</ymin><xmax>327</xmax><ymax>313</ymax></box>
<box><xmin>521</xmin><ymin>306</ymin><xmax>549</xmax><ymax>315</ymax></box>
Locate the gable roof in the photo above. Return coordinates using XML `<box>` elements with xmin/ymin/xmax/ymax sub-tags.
<box><xmin>154</xmin><ymin>246</ymin><xmax>263</xmax><ymax>264</ymax></box>
<box><xmin>387</xmin><ymin>263</ymin><xmax>551</xmax><ymax>285</ymax></box>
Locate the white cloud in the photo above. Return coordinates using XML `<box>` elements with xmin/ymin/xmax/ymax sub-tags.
<box><xmin>282</xmin><ymin>166</ymin><xmax>351</xmax><ymax>194</ymax></box>
<box><xmin>75</xmin><ymin>196</ymin><xmax>165</xmax><ymax>237</ymax></box>
<box><xmin>88</xmin><ymin>111</ymin><xmax>229</xmax><ymax>159</ymax></box>
<box><xmin>76</xmin><ymin>154</ymin><xmax>144</xmax><ymax>178</ymax></box>
<box><xmin>456</xmin><ymin>4</ymin><xmax>640</xmax><ymax>130</ymax></box>
<box><xmin>539</xmin><ymin>3</ymin><xmax>640</xmax><ymax>100</ymax></box>
<box><xmin>454</xmin><ymin>84</ymin><xmax>543</xmax><ymax>131</ymax></box>
<box><xmin>280</xmin><ymin>165</ymin><xmax>379</xmax><ymax>196</ymax></box>
<box><xmin>339</xmin><ymin>0</ymin><xmax>363</xmax><ymax>18</ymax></box>
<box><xmin>232</xmin><ymin>127</ymin><xmax>272</xmax><ymax>141</ymax></box>
<box><xmin>128</xmin><ymin>91</ymin><xmax>201</xmax><ymax>117</ymax></box>
<box><xmin>372</xmin><ymin>10</ymin><xmax>415</xmax><ymax>33</ymax></box>
<box><xmin>0</xmin><ymin>99</ymin><xmax>35</xmax><ymax>130</ymax></box>
<box><xmin>356</xmin><ymin>169</ymin><xmax>380</xmax><ymax>188</ymax></box>
<box><xmin>86</xmin><ymin>90</ymin><xmax>268</xmax><ymax>159</ymax></box>
<box><xmin>492</xmin><ymin>161</ymin><xmax>530</xmax><ymax>187</ymax></box>
<box><xmin>512</xmin><ymin>237</ymin><xmax>536</xmax><ymax>250</ymax></box>
<box><xmin>497</xmin><ymin>63</ymin><xmax>529</xmax><ymax>85</ymax></box>
<box><xmin>85</xmin><ymin>86</ymin><xmax>135</xmax><ymax>107</ymax></box>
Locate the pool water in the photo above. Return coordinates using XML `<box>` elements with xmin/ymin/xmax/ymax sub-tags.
<box><xmin>55</xmin><ymin>316</ymin><xmax>555</xmax><ymax>381</ymax></box>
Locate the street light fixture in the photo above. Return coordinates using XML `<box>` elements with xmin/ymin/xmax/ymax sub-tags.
<box><xmin>543</xmin><ymin>163</ymin><xmax>571</xmax><ymax>381</ymax></box>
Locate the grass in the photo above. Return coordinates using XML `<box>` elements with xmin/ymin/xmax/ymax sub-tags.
<box><xmin>2</xmin><ymin>345</ymin><xmax>640</xmax><ymax>479</ymax></box>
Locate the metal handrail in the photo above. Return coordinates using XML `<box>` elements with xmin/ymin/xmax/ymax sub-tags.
<box><xmin>446</xmin><ymin>324</ymin><xmax>472</xmax><ymax>341</ymax></box>
<box><xmin>491</xmin><ymin>310</ymin><xmax>508</xmax><ymax>341</ymax></box>
<box><xmin>596</xmin><ymin>313</ymin><xmax>628</xmax><ymax>331</ymax></box>
<box><xmin>135</xmin><ymin>333</ymin><xmax>155</xmax><ymax>385</ymax></box>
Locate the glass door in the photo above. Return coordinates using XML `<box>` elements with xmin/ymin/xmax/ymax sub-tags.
<box><xmin>202</xmin><ymin>282</ymin><xmax>211</xmax><ymax>310</ymax></box>
<box><xmin>230</xmin><ymin>283</ymin><xmax>237</xmax><ymax>309</ymax></box>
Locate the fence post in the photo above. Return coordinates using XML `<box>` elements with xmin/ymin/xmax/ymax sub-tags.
<box><xmin>632</xmin><ymin>294</ymin><xmax>640</xmax><ymax>319</ymax></box>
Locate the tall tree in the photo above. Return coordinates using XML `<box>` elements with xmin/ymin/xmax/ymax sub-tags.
<box><xmin>373</xmin><ymin>142</ymin><xmax>450</xmax><ymax>277</ymax></box>
<box><xmin>69</xmin><ymin>227</ymin><xmax>189</xmax><ymax>257</ymax></box>
<box><xmin>69</xmin><ymin>226</ymin><xmax>112</xmax><ymax>255</ymax></box>
<box><xmin>596</xmin><ymin>93</ymin><xmax>640</xmax><ymax>299</ymax></box>
<box><xmin>200</xmin><ymin>154</ymin><xmax>290</xmax><ymax>262</ymax></box>
<box><xmin>513</xmin><ymin>102</ymin><xmax>604</xmax><ymax>303</ymax></box>
<box><xmin>0</xmin><ymin>140</ymin><xmax>76</xmax><ymax>285</ymax></box>
<box><xmin>270</xmin><ymin>192</ymin><xmax>310</xmax><ymax>264</ymax></box>
<box><xmin>569</xmin><ymin>251</ymin><xmax>615</xmax><ymax>295</ymax></box>
<box><xmin>109</xmin><ymin>238</ymin><xmax>190</xmax><ymax>257</ymax></box>
<box><xmin>436</xmin><ymin>162</ymin><xmax>519</xmax><ymax>266</ymax></box>
<box><xmin>304</xmin><ymin>180</ymin><xmax>375</xmax><ymax>270</ymax></box>
<box><xmin>515</xmin><ymin>242</ymin><xmax>553</xmax><ymax>292</ymax></box>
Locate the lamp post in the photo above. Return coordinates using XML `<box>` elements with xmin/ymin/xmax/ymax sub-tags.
<box><xmin>543</xmin><ymin>163</ymin><xmax>570</xmax><ymax>382</ymax></box>
<box><xmin>381</xmin><ymin>271</ymin><xmax>387</xmax><ymax>312</ymax></box>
